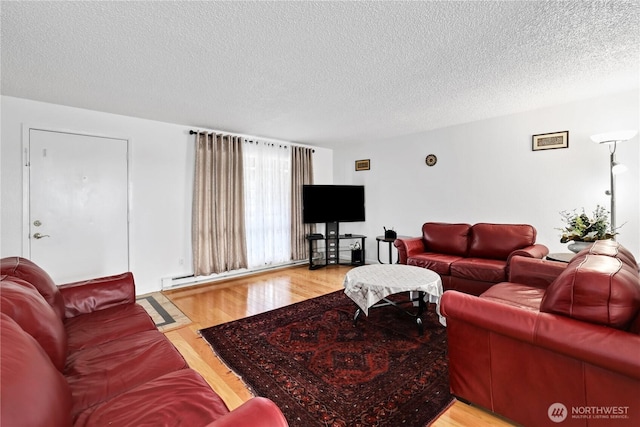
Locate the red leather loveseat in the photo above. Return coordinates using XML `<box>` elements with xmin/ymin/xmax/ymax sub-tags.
<box><xmin>394</xmin><ymin>222</ymin><xmax>549</xmax><ymax>295</ymax></box>
<box><xmin>441</xmin><ymin>240</ymin><xmax>640</xmax><ymax>426</ymax></box>
<box><xmin>1</xmin><ymin>257</ymin><xmax>289</xmax><ymax>427</ymax></box>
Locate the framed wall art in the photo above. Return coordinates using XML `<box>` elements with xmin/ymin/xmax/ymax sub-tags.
<box><xmin>355</xmin><ymin>159</ymin><xmax>370</xmax><ymax>171</ymax></box>
<box><xmin>532</xmin><ymin>131</ymin><xmax>569</xmax><ymax>151</ymax></box>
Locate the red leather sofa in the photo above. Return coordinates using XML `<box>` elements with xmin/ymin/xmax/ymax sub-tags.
<box><xmin>394</xmin><ymin>222</ymin><xmax>549</xmax><ymax>295</ymax></box>
<box><xmin>0</xmin><ymin>257</ymin><xmax>289</xmax><ymax>427</ymax></box>
<box><xmin>441</xmin><ymin>240</ymin><xmax>640</xmax><ymax>427</ymax></box>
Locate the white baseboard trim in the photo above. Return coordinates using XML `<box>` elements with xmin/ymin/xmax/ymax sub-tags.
<box><xmin>161</xmin><ymin>260</ymin><xmax>308</xmax><ymax>291</ymax></box>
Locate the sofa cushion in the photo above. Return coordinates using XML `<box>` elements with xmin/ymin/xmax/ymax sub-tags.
<box><xmin>422</xmin><ymin>222</ymin><xmax>471</xmax><ymax>257</ymax></box>
<box><xmin>407</xmin><ymin>252</ymin><xmax>463</xmax><ymax>276</ymax></box>
<box><xmin>451</xmin><ymin>258</ymin><xmax>508</xmax><ymax>283</ymax></box>
<box><xmin>480</xmin><ymin>282</ymin><xmax>546</xmax><ymax>311</ymax></box>
<box><xmin>74</xmin><ymin>369</ymin><xmax>229</xmax><ymax>427</ymax></box>
<box><xmin>1</xmin><ymin>313</ymin><xmax>72</xmax><ymax>427</ymax></box>
<box><xmin>64</xmin><ymin>302</ymin><xmax>156</xmax><ymax>352</ymax></box>
<box><xmin>0</xmin><ymin>256</ymin><xmax>66</xmax><ymax>320</ymax></box>
<box><xmin>0</xmin><ymin>276</ymin><xmax>68</xmax><ymax>371</ymax></box>
<box><xmin>468</xmin><ymin>223</ymin><xmax>536</xmax><ymax>259</ymax></box>
<box><xmin>541</xmin><ymin>254</ymin><xmax>640</xmax><ymax>329</ymax></box>
<box><xmin>66</xmin><ymin>329</ymin><xmax>189</xmax><ymax>416</ymax></box>
<box><xmin>60</xmin><ymin>272</ymin><xmax>136</xmax><ymax>318</ymax></box>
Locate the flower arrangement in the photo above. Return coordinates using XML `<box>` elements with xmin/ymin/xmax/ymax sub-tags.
<box><xmin>558</xmin><ymin>205</ymin><xmax>616</xmax><ymax>243</ymax></box>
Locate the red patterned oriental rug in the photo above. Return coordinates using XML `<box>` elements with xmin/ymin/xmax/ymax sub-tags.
<box><xmin>199</xmin><ymin>290</ymin><xmax>453</xmax><ymax>426</ymax></box>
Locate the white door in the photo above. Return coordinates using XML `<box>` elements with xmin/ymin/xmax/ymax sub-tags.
<box><xmin>27</xmin><ymin>129</ymin><xmax>129</xmax><ymax>284</ymax></box>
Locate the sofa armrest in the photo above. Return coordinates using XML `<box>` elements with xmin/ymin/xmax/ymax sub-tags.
<box><xmin>507</xmin><ymin>256</ymin><xmax>566</xmax><ymax>288</ymax></box>
<box><xmin>393</xmin><ymin>237</ymin><xmax>424</xmax><ymax>264</ymax></box>
<box><xmin>441</xmin><ymin>291</ymin><xmax>640</xmax><ymax>380</ymax></box>
<box><xmin>507</xmin><ymin>244</ymin><xmax>549</xmax><ymax>264</ymax></box>
<box><xmin>58</xmin><ymin>272</ymin><xmax>136</xmax><ymax>319</ymax></box>
<box><xmin>205</xmin><ymin>397</ymin><xmax>289</xmax><ymax>427</ymax></box>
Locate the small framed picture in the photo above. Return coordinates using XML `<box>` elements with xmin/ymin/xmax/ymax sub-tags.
<box><xmin>532</xmin><ymin>131</ymin><xmax>569</xmax><ymax>151</ymax></box>
<box><xmin>355</xmin><ymin>159</ymin><xmax>370</xmax><ymax>171</ymax></box>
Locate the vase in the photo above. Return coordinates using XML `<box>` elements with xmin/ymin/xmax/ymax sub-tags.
<box><xmin>567</xmin><ymin>241</ymin><xmax>593</xmax><ymax>253</ymax></box>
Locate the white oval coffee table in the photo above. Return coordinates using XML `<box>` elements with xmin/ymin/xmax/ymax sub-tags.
<box><xmin>343</xmin><ymin>264</ymin><xmax>445</xmax><ymax>334</ymax></box>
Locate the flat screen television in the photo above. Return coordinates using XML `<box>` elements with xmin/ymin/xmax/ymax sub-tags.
<box><xmin>302</xmin><ymin>185</ymin><xmax>365</xmax><ymax>224</ymax></box>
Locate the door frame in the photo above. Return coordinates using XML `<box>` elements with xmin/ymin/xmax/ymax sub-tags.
<box><xmin>21</xmin><ymin>124</ymin><xmax>132</xmax><ymax>273</ymax></box>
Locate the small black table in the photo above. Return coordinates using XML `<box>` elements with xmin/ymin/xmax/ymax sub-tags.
<box><xmin>376</xmin><ymin>235</ymin><xmax>408</xmax><ymax>264</ymax></box>
<box><xmin>546</xmin><ymin>253</ymin><xmax>575</xmax><ymax>263</ymax></box>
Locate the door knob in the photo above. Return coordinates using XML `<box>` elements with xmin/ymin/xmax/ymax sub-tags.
<box><xmin>33</xmin><ymin>233</ymin><xmax>50</xmax><ymax>239</ymax></box>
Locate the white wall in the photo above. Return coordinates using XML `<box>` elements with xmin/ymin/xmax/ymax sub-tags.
<box><xmin>3</xmin><ymin>91</ymin><xmax>637</xmax><ymax>290</ymax></box>
<box><xmin>330</xmin><ymin>90</ymin><xmax>640</xmax><ymax>262</ymax></box>
<box><xmin>1</xmin><ymin>96</ymin><xmax>334</xmax><ymax>294</ymax></box>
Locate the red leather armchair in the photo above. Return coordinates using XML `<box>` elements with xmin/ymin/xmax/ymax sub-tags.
<box><xmin>1</xmin><ymin>257</ymin><xmax>289</xmax><ymax>427</ymax></box>
<box><xmin>441</xmin><ymin>240</ymin><xmax>640</xmax><ymax>426</ymax></box>
<box><xmin>395</xmin><ymin>222</ymin><xmax>549</xmax><ymax>295</ymax></box>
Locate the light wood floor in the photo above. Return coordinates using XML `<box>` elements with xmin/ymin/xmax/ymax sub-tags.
<box><xmin>163</xmin><ymin>264</ymin><xmax>516</xmax><ymax>427</ymax></box>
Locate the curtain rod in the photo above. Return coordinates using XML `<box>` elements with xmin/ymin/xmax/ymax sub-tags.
<box><xmin>189</xmin><ymin>129</ymin><xmax>315</xmax><ymax>152</ymax></box>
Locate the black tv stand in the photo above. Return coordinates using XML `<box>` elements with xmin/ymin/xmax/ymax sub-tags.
<box><xmin>306</xmin><ymin>222</ymin><xmax>366</xmax><ymax>270</ymax></box>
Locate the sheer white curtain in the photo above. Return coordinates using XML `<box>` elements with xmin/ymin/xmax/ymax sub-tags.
<box><xmin>243</xmin><ymin>140</ymin><xmax>291</xmax><ymax>268</ymax></box>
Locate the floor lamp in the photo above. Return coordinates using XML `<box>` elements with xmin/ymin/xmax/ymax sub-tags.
<box><xmin>590</xmin><ymin>130</ymin><xmax>638</xmax><ymax>237</ymax></box>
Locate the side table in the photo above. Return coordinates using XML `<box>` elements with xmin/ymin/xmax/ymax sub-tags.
<box><xmin>376</xmin><ymin>235</ymin><xmax>408</xmax><ymax>264</ymax></box>
<box><xmin>546</xmin><ymin>253</ymin><xmax>575</xmax><ymax>263</ymax></box>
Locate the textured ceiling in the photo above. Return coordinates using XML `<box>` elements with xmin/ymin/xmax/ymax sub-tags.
<box><xmin>2</xmin><ymin>1</ymin><xmax>639</xmax><ymax>147</ymax></box>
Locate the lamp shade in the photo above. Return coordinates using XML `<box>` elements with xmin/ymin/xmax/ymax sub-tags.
<box><xmin>590</xmin><ymin>130</ymin><xmax>638</xmax><ymax>144</ymax></box>
<box><xmin>612</xmin><ymin>162</ymin><xmax>628</xmax><ymax>175</ymax></box>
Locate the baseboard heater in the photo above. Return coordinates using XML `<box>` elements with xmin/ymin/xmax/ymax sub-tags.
<box><xmin>161</xmin><ymin>260</ymin><xmax>307</xmax><ymax>290</ymax></box>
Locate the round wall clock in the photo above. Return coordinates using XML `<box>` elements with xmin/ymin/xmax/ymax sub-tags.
<box><xmin>425</xmin><ymin>154</ymin><xmax>437</xmax><ymax>167</ymax></box>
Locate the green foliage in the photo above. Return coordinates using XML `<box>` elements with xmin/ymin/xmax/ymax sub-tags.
<box><xmin>558</xmin><ymin>205</ymin><xmax>616</xmax><ymax>243</ymax></box>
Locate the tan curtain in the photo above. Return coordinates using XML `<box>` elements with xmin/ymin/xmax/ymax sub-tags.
<box><xmin>192</xmin><ymin>132</ymin><xmax>248</xmax><ymax>275</ymax></box>
<box><xmin>290</xmin><ymin>146</ymin><xmax>314</xmax><ymax>260</ymax></box>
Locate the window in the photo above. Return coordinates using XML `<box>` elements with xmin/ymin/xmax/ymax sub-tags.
<box><xmin>243</xmin><ymin>141</ymin><xmax>291</xmax><ymax>268</ymax></box>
